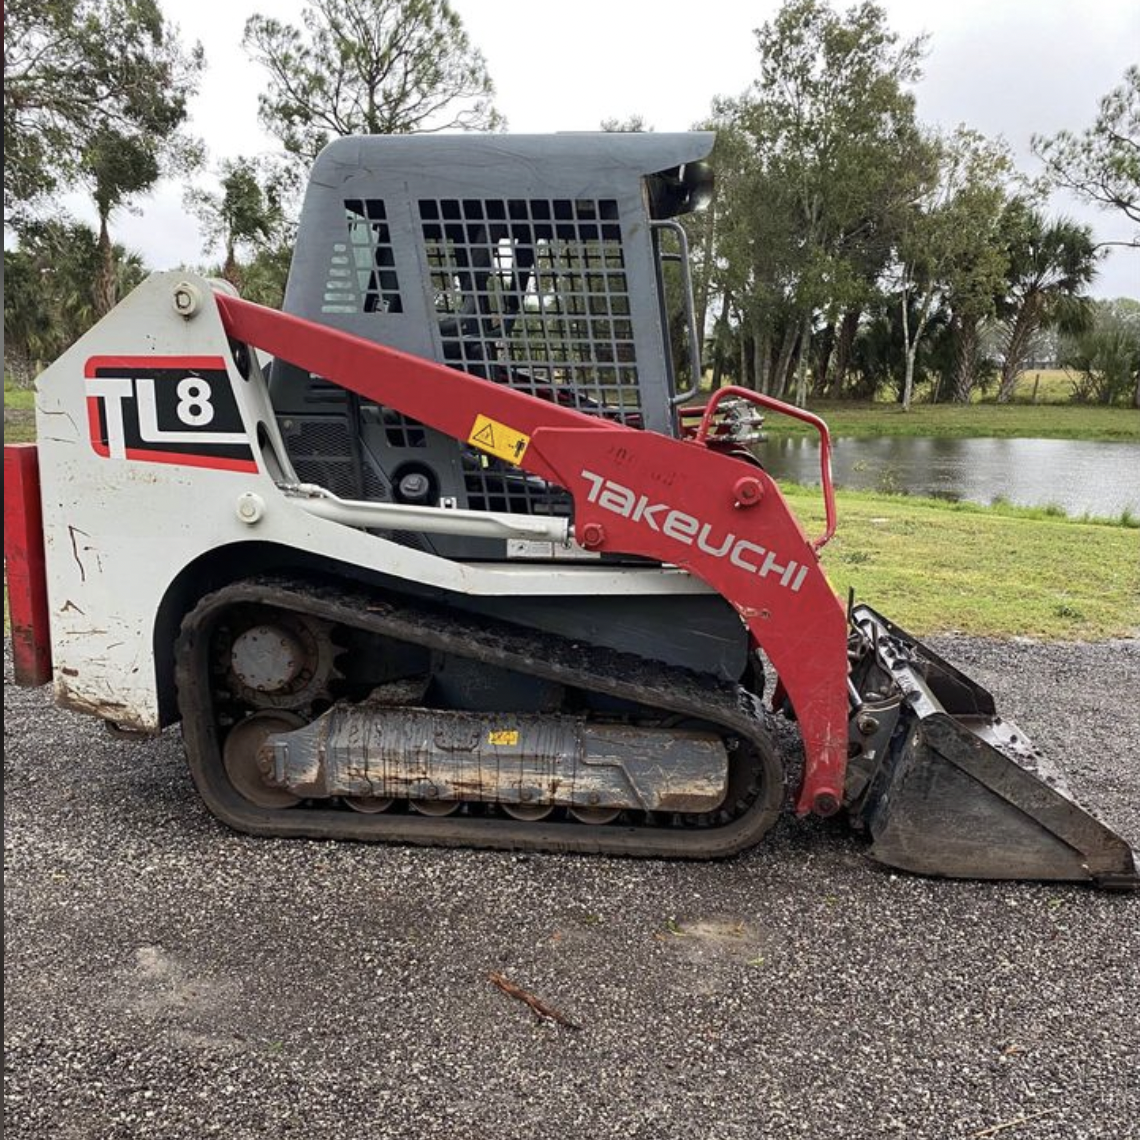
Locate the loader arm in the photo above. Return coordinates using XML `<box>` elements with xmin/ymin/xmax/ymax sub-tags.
<box><xmin>216</xmin><ymin>292</ymin><xmax>851</xmax><ymax>817</ymax></box>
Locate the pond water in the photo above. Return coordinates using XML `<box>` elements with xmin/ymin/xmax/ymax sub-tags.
<box><xmin>757</xmin><ymin>435</ymin><xmax>1140</xmax><ymax>518</ymax></box>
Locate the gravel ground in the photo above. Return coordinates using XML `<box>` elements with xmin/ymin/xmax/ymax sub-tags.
<box><xmin>4</xmin><ymin>637</ymin><xmax>1139</xmax><ymax>1140</ymax></box>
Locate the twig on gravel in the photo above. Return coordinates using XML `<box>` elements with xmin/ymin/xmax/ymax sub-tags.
<box><xmin>971</xmin><ymin>1108</ymin><xmax>1057</xmax><ymax>1137</ymax></box>
<box><xmin>488</xmin><ymin>971</ymin><xmax>580</xmax><ymax>1030</ymax></box>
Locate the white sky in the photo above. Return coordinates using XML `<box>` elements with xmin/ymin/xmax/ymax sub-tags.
<box><xmin>68</xmin><ymin>0</ymin><xmax>1140</xmax><ymax>298</ymax></box>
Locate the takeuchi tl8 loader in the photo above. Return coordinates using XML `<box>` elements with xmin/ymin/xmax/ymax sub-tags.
<box><xmin>5</xmin><ymin>133</ymin><xmax>1136</xmax><ymax>887</ymax></box>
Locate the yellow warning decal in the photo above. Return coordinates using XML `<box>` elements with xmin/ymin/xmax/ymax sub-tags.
<box><xmin>468</xmin><ymin>414</ymin><xmax>531</xmax><ymax>465</ymax></box>
<box><xmin>488</xmin><ymin>729</ymin><xmax>520</xmax><ymax>746</ymax></box>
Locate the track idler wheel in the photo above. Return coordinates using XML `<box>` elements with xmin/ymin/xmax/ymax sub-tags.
<box><xmin>410</xmin><ymin>798</ymin><xmax>461</xmax><ymax>817</ymax></box>
<box><xmin>502</xmin><ymin>803</ymin><xmax>555</xmax><ymax>821</ymax></box>
<box><xmin>222</xmin><ymin>711</ymin><xmax>306</xmax><ymax>809</ymax></box>
<box><xmin>568</xmin><ymin>806</ymin><xmax>621</xmax><ymax>825</ymax></box>
<box><xmin>344</xmin><ymin>796</ymin><xmax>395</xmax><ymax>814</ymax></box>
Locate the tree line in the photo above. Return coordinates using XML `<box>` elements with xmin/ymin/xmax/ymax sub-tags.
<box><xmin>5</xmin><ymin>0</ymin><xmax>1138</xmax><ymax>407</ymax></box>
<box><xmin>684</xmin><ymin>2</ymin><xmax>1138</xmax><ymax>409</ymax></box>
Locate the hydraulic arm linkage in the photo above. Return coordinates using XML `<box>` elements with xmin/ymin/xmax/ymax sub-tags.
<box><xmin>215</xmin><ymin>293</ymin><xmax>851</xmax><ymax>820</ymax></box>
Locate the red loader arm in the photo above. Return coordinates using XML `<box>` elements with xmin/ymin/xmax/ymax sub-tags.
<box><xmin>216</xmin><ymin>294</ymin><xmax>851</xmax><ymax>817</ymax></box>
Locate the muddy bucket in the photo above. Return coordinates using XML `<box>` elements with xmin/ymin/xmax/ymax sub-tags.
<box><xmin>845</xmin><ymin>607</ymin><xmax>1138</xmax><ymax>889</ymax></box>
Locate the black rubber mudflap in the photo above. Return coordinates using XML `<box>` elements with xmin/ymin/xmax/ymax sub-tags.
<box><xmin>849</xmin><ymin>606</ymin><xmax>1138</xmax><ymax>889</ymax></box>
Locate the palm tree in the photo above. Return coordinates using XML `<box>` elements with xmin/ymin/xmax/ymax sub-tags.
<box><xmin>995</xmin><ymin>204</ymin><xmax>1098</xmax><ymax>402</ymax></box>
<box><xmin>4</xmin><ymin>221</ymin><xmax>149</xmax><ymax>378</ymax></box>
<box><xmin>3</xmin><ymin>249</ymin><xmax>56</xmax><ymax>383</ymax></box>
<box><xmin>187</xmin><ymin>158</ymin><xmax>286</xmax><ymax>290</ymax></box>
<box><xmin>84</xmin><ymin>130</ymin><xmax>160</xmax><ymax>316</ymax></box>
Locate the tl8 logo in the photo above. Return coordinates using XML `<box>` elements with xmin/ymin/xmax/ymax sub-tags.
<box><xmin>85</xmin><ymin>355</ymin><xmax>258</xmax><ymax>472</ymax></box>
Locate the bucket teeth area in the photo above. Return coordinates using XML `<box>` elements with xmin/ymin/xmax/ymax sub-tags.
<box><xmin>846</xmin><ymin>605</ymin><xmax>1138</xmax><ymax>888</ymax></box>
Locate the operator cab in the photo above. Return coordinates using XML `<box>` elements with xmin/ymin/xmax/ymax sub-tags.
<box><xmin>269</xmin><ymin>132</ymin><xmax>714</xmax><ymax>560</ymax></box>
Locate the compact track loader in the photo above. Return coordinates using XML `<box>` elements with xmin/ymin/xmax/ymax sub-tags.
<box><xmin>5</xmin><ymin>133</ymin><xmax>1136</xmax><ymax>886</ymax></box>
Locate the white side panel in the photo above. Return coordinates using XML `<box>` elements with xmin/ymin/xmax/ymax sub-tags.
<box><xmin>35</xmin><ymin>273</ymin><xmax>710</xmax><ymax>730</ymax></box>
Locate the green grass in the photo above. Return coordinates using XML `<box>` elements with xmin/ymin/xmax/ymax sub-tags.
<box><xmin>1004</xmin><ymin>368</ymin><xmax>1075</xmax><ymax>404</ymax></box>
<box><xmin>3</xmin><ymin>415</ymin><xmax>36</xmax><ymax>443</ymax></box>
<box><xmin>783</xmin><ymin>484</ymin><xmax>1140</xmax><ymax>640</ymax></box>
<box><xmin>4</xmin><ymin>379</ymin><xmax>37</xmax><ymax>443</ymax></box>
<box><xmin>760</xmin><ymin>400</ymin><xmax>1138</xmax><ymax>442</ymax></box>
<box><xmin>3</xmin><ymin>378</ymin><xmax>35</xmax><ymax>410</ymax></box>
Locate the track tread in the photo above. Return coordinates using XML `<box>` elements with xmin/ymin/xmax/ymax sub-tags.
<box><xmin>175</xmin><ymin>575</ymin><xmax>786</xmax><ymax>859</ymax></box>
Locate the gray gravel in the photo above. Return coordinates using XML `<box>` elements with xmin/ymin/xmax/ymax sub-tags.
<box><xmin>5</xmin><ymin>637</ymin><xmax>1139</xmax><ymax>1140</ymax></box>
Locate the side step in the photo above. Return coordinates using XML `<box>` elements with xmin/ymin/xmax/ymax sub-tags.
<box><xmin>846</xmin><ymin>606</ymin><xmax>1138</xmax><ymax>889</ymax></box>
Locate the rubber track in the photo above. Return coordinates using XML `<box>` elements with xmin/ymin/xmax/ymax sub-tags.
<box><xmin>175</xmin><ymin>576</ymin><xmax>786</xmax><ymax>858</ymax></box>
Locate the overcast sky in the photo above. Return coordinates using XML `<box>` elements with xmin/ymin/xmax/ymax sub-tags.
<box><xmin>69</xmin><ymin>0</ymin><xmax>1139</xmax><ymax>298</ymax></box>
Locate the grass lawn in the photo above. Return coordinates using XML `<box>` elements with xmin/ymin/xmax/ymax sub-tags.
<box><xmin>3</xmin><ymin>381</ymin><xmax>36</xmax><ymax>443</ymax></box>
<box><xmin>684</xmin><ymin>369</ymin><xmax>1137</xmax><ymax>441</ymax></box>
<box><xmin>760</xmin><ymin>400</ymin><xmax>1138</xmax><ymax>442</ymax></box>
<box><xmin>1007</xmin><ymin>367</ymin><xmax>1077</xmax><ymax>403</ymax></box>
<box><xmin>784</xmin><ymin>484</ymin><xmax>1140</xmax><ymax>640</ymax></box>
<box><xmin>3</xmin><ymin>383</ymin><xmax>35</xmax><ymax>410</ymax></box>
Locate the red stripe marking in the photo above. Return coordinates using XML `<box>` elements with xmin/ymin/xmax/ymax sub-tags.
<box><xmin>84</xmin><ymin>355</ymin><xmax>227</xmax><ymax>377</ymax></box>
<box><xmin>122</xmin><ymin>447</ymin><xmax>259</xmax><ymax>474</ymax></box>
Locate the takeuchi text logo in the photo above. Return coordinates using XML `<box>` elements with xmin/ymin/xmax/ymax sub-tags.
<box><xmin>579</xmin><ymin>469</ymin><xmax>809</xmax><ymax>592</ymax></box>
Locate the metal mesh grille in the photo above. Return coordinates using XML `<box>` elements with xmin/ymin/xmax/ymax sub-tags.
<box><xmin>462</xmin><ymin>453</ymin><xmax>572</xmax><ymax>516</ymax></box>
<box><xmin>382</xmin><ymin>411</ymin><xmax>427</xmax><ymax>448</ymax></box>
<box><xmin>418</xmin><ymin>198</ymin><xmax>639</xmax><ymax>419</ymax></box>
<box><xmin>419</xmin><ymin>197</ymin><xmax>634</xmax><ymax>517</ymax></box>
<box><xmin>283</xmin><ymin>418</ymin><xmax>388</xmax><ymax>502</ymax></box>
<box><xmin>284</xmin><ymin>417</ymin><xmax>434</xmax><ymax>550</ymax></box>
<box><xmin>298</xmin><ymin>367</ymin><xmax>426</xmax><ymax>450</ymax></box>
<box><xmin>322</xmin><ymin>199</ymin><xmax>403</xmax><ymax>315</ymax></box>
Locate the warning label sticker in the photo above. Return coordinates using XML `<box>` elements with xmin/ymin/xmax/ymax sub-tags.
<box><xmin>467</xmin><ymin>414</ymin><xmax>531</xmax><ymax>465</ymax></box>
<box><xmin>488</xmin><ymin>729</ymin><xmax>520</xmax><ymax>746</ymax></box>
